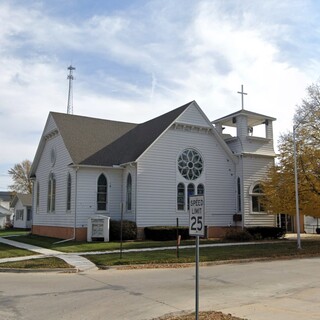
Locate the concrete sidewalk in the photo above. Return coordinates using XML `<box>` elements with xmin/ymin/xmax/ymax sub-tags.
<box><xmin>0</xmin><ymin>237</ymin><xmax>98</xmax><ymax>272</ymax></box>
<box><xmin>1</xmin><ymin>233</ymin><xmax>318</xmax><ymax>272</ymax></box>
<box><xmin>0</xmin><ymin>236</ymin><xmax>268</xmax><ymax>272</ymax></box>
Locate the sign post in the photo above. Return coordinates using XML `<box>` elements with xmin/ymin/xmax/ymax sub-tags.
<box><xmin>189</xmin><ymin>195</ymin><xmax>205</xmax><ymax>320</ymax></box>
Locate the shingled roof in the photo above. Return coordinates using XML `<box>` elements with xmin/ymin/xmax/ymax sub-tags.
<box><xmin>51</xmin><ymin>112</ymin><xmax>137</xmax><ymax>164</ymax></box>
<box><xmin>11</xmin><ymin>193</ymin><xmax>32</xmax><ymax>208</ymax></box>
<box><xmin>80</xmin><ymin>101</ymin><xmax>193</xmax><ymax>166</ymax></box>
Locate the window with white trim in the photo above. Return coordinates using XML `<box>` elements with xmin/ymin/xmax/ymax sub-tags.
<box><xmin>67</xmin><ymin>173</ymin><xmax>71</xmax><ymax>211</ymax></box>
<box><xmin>47</xmin><ymin>172</ymin><xmax>56</xmax><ymax>212</ymax></box>
<box><xmin>126</xmin><ymin>173</ymin><xmax>132</xmax><ymax>211</ymax></box>
<box><xmin>16</xmin><ymin>209</ymin><xmax>24</xmax><ymax>220</ymax></box>
<box><xmin>197</xmin><ymin>184</ymin><xmax>204</xmax><ymax>195</ymax></box>
<box><xmin>187</xmin><ymin>183</ymin><xmax>195</xmax><ymax>210</ymax></box>
<box><xmin>177</xmin><ymin>183</ymin><xmax>185</xmax><ymax>211</ymax></box>
<box><xmin>97</xmin><ymin>174</ymin><xmax>107</xmax><ymax>211</ymax></box>
<box><xmin>36</xmin><ymin>182</ymin><xmax>40</xmax><ymax>213</ymax></box>
<box><xmin>250</xmin><ymin>183</ymin><xmax>265</xmax><ymax>213</ymax></box>
<box><xmin>237</xmin><ymin>177</ymin><xmax>241</xmax><ymax>212</ymax></box>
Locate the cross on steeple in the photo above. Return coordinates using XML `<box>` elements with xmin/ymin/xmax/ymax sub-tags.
<box><xmin>237</xmin><ymin>84</ymin><xmax>247</xmax><ymax>110</ymax></box>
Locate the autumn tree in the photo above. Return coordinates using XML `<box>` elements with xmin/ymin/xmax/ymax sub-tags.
<box><xmin>263</xmin><ymin>82</ymin><xmax>320</xmax><ymax>217</ymax></box>
<box><xmin>8</xmin><ymin>159</ymin><xmax>32</xmax><ymax>194</ymax></box>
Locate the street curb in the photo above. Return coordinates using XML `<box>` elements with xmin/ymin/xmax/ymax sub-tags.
<box><xmin>0</xmin><ymin>267</ymin><xmax>78</xmax><ymax>273</ymax></box>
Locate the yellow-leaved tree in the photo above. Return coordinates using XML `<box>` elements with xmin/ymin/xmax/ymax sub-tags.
<box><xmin>263</xmin><ymin>83</ymin><xmax>320</xmax><ymax>217</ymax></box>
<box><xmin>8</xmin><ymin>159</ymin><xmax>33</xmax><ymax>194</ymax></box>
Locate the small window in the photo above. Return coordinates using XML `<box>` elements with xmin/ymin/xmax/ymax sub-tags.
<box><xmin>36</xmin><ymin>182</ymin><xmax>40</xmax><ymax>213</ymax></box>
<box><xmin>126</xmin><ymin>173</ymin><xmax>132</xmax><ymax>211</ymax></box>
<box><xmin>27</xmin><ymin>208</ymin><xmax>32</xmax><ymax>221</ymax></box>
<box><xmin>251</xmin><ymin>183</ymin><xmax>265</xmax><ymax>213</ymax></box>
<box><xmin>177</xmin><ymin>183</ymin><xmax>185</xmax><ymax>211</ymax></box>
<box><xmin>197</xmin><ymin>184</ymin><xmax>204</xmax><ymax>195</ymax></box>
<box><xmin>97</xmin><ymin>174</ymin><xmax>107</xmax><ymax>211</ymax></box>
<box><xmin>67</xmin><ymin>173</ymin><xmax>72</xmax><ymax>211</ymax></box>
<box><xmin>237</xmin><ymin>177</ymin><xmax>241</xmax><ymax>212</ymax></box>
<box><xmin>187</xmin><ymin>183</ymin><xmax>195</xmax><ymax>210</ymax></box>
<box><xmin>47</xmin><ymin>173</ymin><xmax>56</xmax><ymax>212</ymax></box>
<box><xmin>16</xmin><ymin>209</ymin><xmax>24</xmax><ymax>220</ymax></box>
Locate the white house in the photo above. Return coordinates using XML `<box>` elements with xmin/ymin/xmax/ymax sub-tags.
<box><xmin>0</xmin><ymin>191</ymin><xmax>14</xmax><ymax>228</ymax></box>
<box><xmin>30</xmin><ymin>101</ymin><xmax>277</xmax><ymax>241</ymax></box>
<box><xmin>11</xmin><ymin>193</ymin><xmax>33</xmax><ymax>229</ymax></box>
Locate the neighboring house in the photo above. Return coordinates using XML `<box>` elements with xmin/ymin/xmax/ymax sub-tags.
<box><xmin>11</xmin><ymin>193</ymin><xmax>33</xmax><ymax>229</ymax></box>
<box><xmin>304</xmin><ymin>215</ymin><xmax>320</xmax><ymax>234</ymax></box>
<box><xmin>0</xmin><ymin>191</ymin><xmax>14</xmax><ymax>228</ymax></box>
<box><xmin>30</xmin><ymin>101</ymin><xmax>277</xmax><ymax>241</ymax></box>
<box><xmin>0</xmin><ymin>205</ymin><xmax>12</xmax><ymax>228</ymax></box>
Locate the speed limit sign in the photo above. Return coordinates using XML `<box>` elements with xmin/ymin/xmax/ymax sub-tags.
<box><xmin>189</xmin><ymin>195</ymin><xmax>205</xmax><ymax>237</ymax></box>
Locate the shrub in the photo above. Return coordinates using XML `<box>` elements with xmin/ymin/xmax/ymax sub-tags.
<box><xmin>109</xmin><ymin>219</ymin><xmax>137</xmax><ymax>241</ymax></box>
<box><xmin>224</xmin><ymin>229</ymin><xmax>253</xmax><ymax>242</ymax></box>
<box><xmin>4</xmin><ymin>222</ymin><xmax>13</xmax><ymax>229</ymax></box>
<box><xmin>246</xmin><ymin>227</ymin><xmax>286</xmax><ymax>239</ymax></box>
<box><xmin>144</xmin><ymin>226</ymin><xmax>191</xmax><ymax>241</ymax></box>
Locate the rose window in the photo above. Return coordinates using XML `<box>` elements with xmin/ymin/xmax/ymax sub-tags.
<box><xmin>178</xmin><ymin>149</ymin><xmax>203</xmax><ymax>180</ymax></box>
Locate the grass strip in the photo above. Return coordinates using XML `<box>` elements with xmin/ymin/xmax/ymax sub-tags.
<box><xmin>0</xmin><ymin>229</ymin><xmax>30</xmax><ymax>237</ymax></box>
<box><xmin>85</xmin><ymin>241</ymin><xmax>320</xmax><ymax>267</ymax></box>
<box><xmin>6</xmin><ymin>234</ymin><xmax>222</xmax><ymax>253</ymax></box>
<box><xmin>0</xmin><ymin>257</ymin><xmax>73</xmax><ymax>269</ymax></box>
<box><xmin>0</xmin><ymin>243</ymin><xmax>35</xmax><ymax>259</ymax></box>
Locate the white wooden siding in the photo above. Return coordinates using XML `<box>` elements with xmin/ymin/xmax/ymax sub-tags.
<box><xmin>136</xmin><ymin>126</ymin><xmax>236</xmax><ymax>228</ymax></box>
<box><xmin>33</xmin><ymin>129</ymin><xmax>75</xmax><ymax>228</ymax></box>
<box><xmin>75</xmin><ymin>167</ymin><xmax>124</xmax><ymax>226</ymax></box>
<box><xmin>242</xmin><ymin>156</ymin><xmax>276</xmax><ymax>227</ymax></box>
<box><xmin>43</xmin><ymin>115</ymin><xmax>58</xmax><ymax>135</ymax></box>
<box><xmin>121</xmin><ymin>165</ymin><xmax>136</xmax><ymax>222</ymax></box>
<box><xmin>13</xmin><ymin>199</ymin><xmax>28</xmax><ymax>229</ymax></box>
<box><xmin>177</xmin><ymin>103</ymin><xmax>211</xmax><ymax>128</ymax></box>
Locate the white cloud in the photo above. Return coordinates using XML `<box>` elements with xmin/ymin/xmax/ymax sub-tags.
<box><xmin>0</xmin><ymin>0</ymin><xmax>319</xmax><ymax>190</ymax></box>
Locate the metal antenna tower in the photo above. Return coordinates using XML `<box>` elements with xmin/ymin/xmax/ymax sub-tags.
<box><xmin>67</xmin><ymin>65</ymin><xmax>75</xmax><ymax>114</ymax></box>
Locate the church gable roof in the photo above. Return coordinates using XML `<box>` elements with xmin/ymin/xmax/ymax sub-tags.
<box><xmin>81</xmin><ymin>101</ymin><xmax>193</xmax><ymax>166</ymax></box>
<box><xmin>51</xmin><ymin>112</ymin><xmax>137</xmax><ymax>165</ymax></box>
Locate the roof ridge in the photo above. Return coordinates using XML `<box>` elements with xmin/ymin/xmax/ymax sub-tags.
<box><xmin>80</xmin><ymin>101</ymin><xmax>194</xmax><ymax>166</ymax></box>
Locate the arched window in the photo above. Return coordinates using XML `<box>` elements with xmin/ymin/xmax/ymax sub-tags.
<box><xmin>67</xmin><ymin>173</ymin><xmax>72</xmax><ymax>211</ymax></box>
<box><xmin>197</xmin><ymin>184</ymin><xmax>204</xmax><ymax>195</ymax></box>
<box><xmin>251</xmin><ymin>183</ymin><xmax>265</xmax><ymax>213</ymax></box>
<box><xmin>126</xmin><ymin>173</ymin><xmax>132</xmax><ymax>211</ymax></box>
<box><xmin>177</xmin><ymin>183</ymin><xmax>185</xmax><ymax>211</ymax></box>
<box><xmin>47</xmin><ymin>173</ymin><xmax>56</xmax><ymax>212</ymax></box>
<box><xmin>237</xmin><ymin>177</ymin><xmax>241</xmax><ymax>212</ymax></box>
<box><xmin>36</xmin><ymin>182</ymin><xmax>40</xmax><ymax>213</ymax></box>
<box><xmin>97</xmin><ymin>174</ymin><xmax>107</xmax><ymax>211</ymax></box>
<box><xmin>187</xmin><ymin>183</ymin><xmax>195</xmax><ymax>210</ymax></box>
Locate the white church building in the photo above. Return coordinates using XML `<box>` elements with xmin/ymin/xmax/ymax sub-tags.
<box><xmin>30</xmin><ymin>100</ymin><xmax>277</xmax><ymax>241</ymax></box>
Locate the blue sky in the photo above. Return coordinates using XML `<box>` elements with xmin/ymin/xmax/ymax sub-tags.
<box><xmin>1</xmin><ymin>0</ymin><xmax>320</xmax><ymax>190</ymax></box>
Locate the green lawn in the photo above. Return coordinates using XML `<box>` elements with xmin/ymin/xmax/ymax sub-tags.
<box><xmin>85</xmin><ymin>240</ymin><xmax>320</xmax><ymax>267</ymax></box>
<box><xmin>0</xmin><ymin>229</ymin><xmax>31</xmax><ymax>237</ymax></box>
<box><xmin>3</xmin><ymin>233</ymin><xmax>320</xmax><ymax>270</ymax></box>
<box><xmin>0</xmin><ymin>243</ymin><xmax>35</xmax><ymax>259</ymax></box>
<box><xmin>5</xmin><ymin>234</ymin><xmax>222</xmax><ymax>253</ymax></box>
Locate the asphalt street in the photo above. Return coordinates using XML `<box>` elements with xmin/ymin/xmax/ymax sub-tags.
<box><xmin>1</xmin><ymin>257</ymin><xmax>320</xmax><ymax>320</ymax></box>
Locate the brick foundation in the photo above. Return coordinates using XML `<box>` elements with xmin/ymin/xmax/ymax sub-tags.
<box><xmin>32</xmin><ymin>225</ymin><xmax>87</xmax><ymax>241</ymax></box>
<box><xmin>206</xmin><ymin>226</ymin><xmax>240</xmax><ymax>238</ymax></box>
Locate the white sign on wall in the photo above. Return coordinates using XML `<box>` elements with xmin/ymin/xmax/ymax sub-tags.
<box><xmin>189</xmin><ymin>195</ymin><xmax>205</xmax><ymax>237</ymax></box>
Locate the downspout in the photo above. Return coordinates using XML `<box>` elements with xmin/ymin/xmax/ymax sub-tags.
<box><xmin>30</xmin><ymin>177</ymin><xmax>35</xmax><ymax>233</ymax></box>
<box><xmin>241</xmin><ymin>154</ymin><xmax>245</xmax><ymax>230</ymax></box>
<box><xmin>134</xmin><ymin>163</ymin><xmax>137</xmax><ymax>225</ymax></box>
<box><xmin>54</xmin><ymin>166</ymin><xmax>78</xmax><ymax>244</ymax></box>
